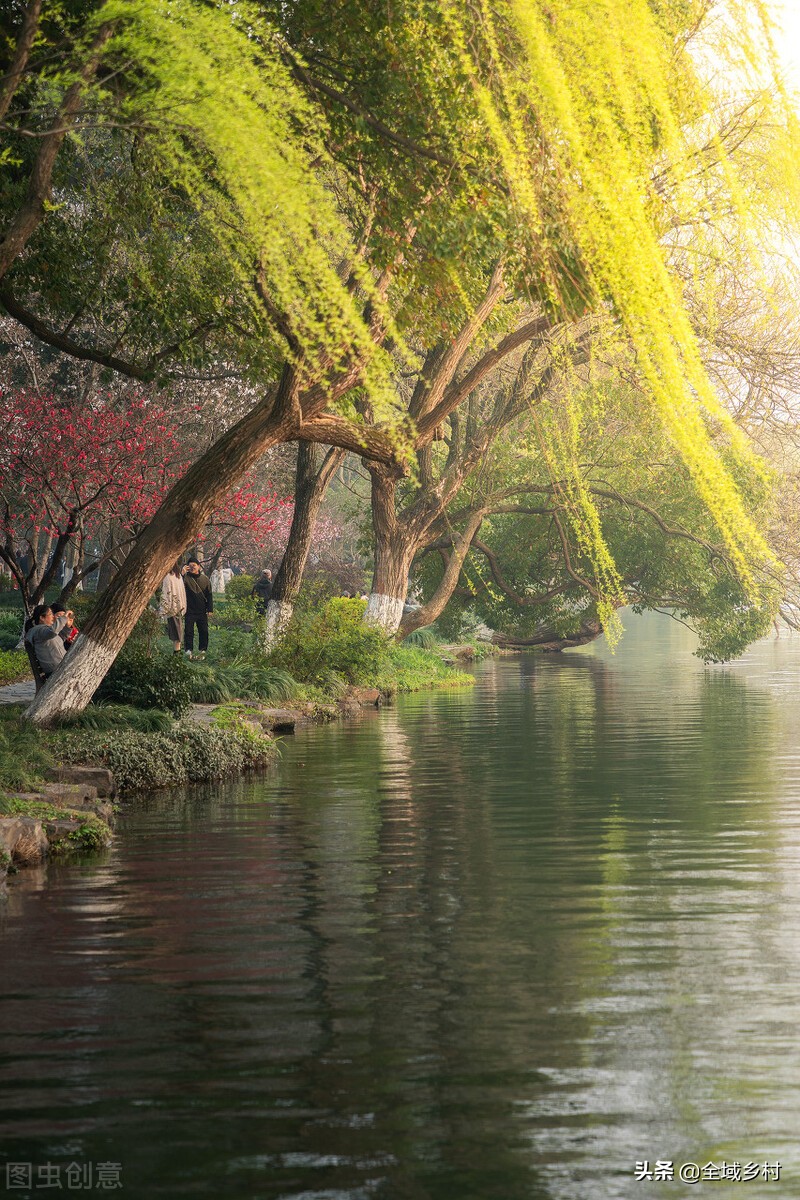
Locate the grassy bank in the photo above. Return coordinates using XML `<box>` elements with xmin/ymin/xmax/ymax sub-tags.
<box><xmin>0</xmin><ymin>703</ymin><xmax>277</xmax><ymax>797</ymax></box>
<box><xmin>0</xmin><ymin>598</ymin><xmax>477</xmax><ymax>799</ymax></box>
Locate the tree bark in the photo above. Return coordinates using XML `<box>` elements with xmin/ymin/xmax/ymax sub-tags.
<box><xmin>363</xmin><ymin>465</ymin><xmax>416</xmax><ymax>632</ymax></box>
<box><xmin>25</xmin><ymin>367</ymin><xmax>300</xmax><ymax>725</ymax></box>
<box><xmin>492</xmin><ymin>619</ymin><xmax>605</xmax><ymax>651</ymax></box>
<box><xmin>271</xmin><ymin>443</ymin><xmax>344</xmax><ymax>601</ymax></box>
<box><xmin>262</xmin><ymin>441</ymin><xmax>344</xmax><ymax>648</ymax></box>
<box><xmin>398</xmin><ymin>510</ymin><xmax>486</xmax><ymax>637</ymax></box>
<box><xmin>263</xmin><ymin>598</ymin><xmax>296</xmax><ymax>646</ymax></box>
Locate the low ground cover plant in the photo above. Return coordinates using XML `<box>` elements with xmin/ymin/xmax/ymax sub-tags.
<box><xmin>49</xmin><ymin>719</ymin><xmax>276</xmax><ymax>793</ymax></box>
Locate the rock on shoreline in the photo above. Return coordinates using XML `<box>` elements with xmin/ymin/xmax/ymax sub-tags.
<box><xmin>0</xmin><ymin>767</ymin><xmax>115</xmax><ymax>892</ymax></box>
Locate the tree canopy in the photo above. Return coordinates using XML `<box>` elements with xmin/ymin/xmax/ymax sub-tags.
<box><xmin>3</xmin><ymin>0</ymin><xmax>800</xmax><ymax>720</ymax></box>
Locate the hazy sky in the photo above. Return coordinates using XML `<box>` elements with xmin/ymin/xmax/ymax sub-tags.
<box><xmin>774</xmin><ymin>2</ymin><xmax>800</xmax><ymax>97</ymax></box>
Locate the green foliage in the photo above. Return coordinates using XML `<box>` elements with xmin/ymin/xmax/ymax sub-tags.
<box><xmin>94</xmin><ymin>645</ymin><xmax>193</xmax><ymax>716</ymax></box>
<box><xmin>403</xmin><ymin>627</ymin><xmax>440</xmax><ymax>650</ymax></box>
<box><xmin>224</xmin><ymin>574</ymin><xmax>255</xmax><ymax>600</ymax></box>
<box><xmin>294</xmin><ymin>572</ymin><xmax>356</xmax><ymax>614</ymax></box>
<box><xmin>62</xmin><ymin>816</ymin><xmax>111</xmax><ymax>854</ymax></box>
<box><xmin>0</xmin><ymin>707</ymin><xmax>53</xmax><ymax>792</ymax></box>
<box><xmin>0</xmin><ymin>610</ymin><xmax>23</xmax><ymax>651</ymax></box>
<box><xmin>187</xmin><ymin>660</ymin><xmax>298</xmax><ymax>705</ymax></box>
<box><xmin>0</xmin><ymin>650</ymin><xmax>30</xmax><ymax>684</ymax></box>
<box><xmin>55</xmin><ymin>704</ymin><xmax>175</xmax><ymax>733</ymax></box>
<box><xmin>211</xmin><ymin>597</ymin><xmax>259</xmax><ymax>628</ymax></box>
<box><xmin>267</xmin><ymin>598</ymin><xmax>392</xmax><ymax>686</ymax></box>
<box><xmin>382</xmin><ymin>644</ymin><xmax>473</xmax><ymax>694</ymax></box>
<box><xmin>3</xmin><ymin>0</ymin><xmax>795</xmax><ymax>657</ymax></box>
<box><xmin>50</xmin><ymin>721</ymin><xmax>276</xmax><ymax>794</ymax></box>
<box><xmin>421</xmin><ymin>376</ymin><xmax>782</xmax><ymax>662</ymax></box>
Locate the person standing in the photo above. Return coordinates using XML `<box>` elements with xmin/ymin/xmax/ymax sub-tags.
<box><xmin>251</xmin><ymin>568</ymin><xmax>273</xmax><ymax>614</ymax></box>
<box><xmin>159</xmin><ymin>561</ymin><xmax>187</xmax><ymax>654</ymax></box>
<box><xmin>182</xmin><ymin>558</ymin><xmax>213</xmax><ymax>658</ymax></box>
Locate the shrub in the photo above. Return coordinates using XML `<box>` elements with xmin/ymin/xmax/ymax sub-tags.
<box><xmin>0</xmin><ymin>610</ymin><xmax>23</xmax><ymax>651</ymax></box>
<box><xmin>0</xmin><ymin>649</ymin><xmax>30</xmax><ymax>684</ymax></box>
<box><xmin>268</xmin><ymin>597</ymin><xmax>391</xmax><ymax>686</ymax></box>
<box><xmin>50</xmin><ymin>720</ymin><xmax>276</xmax><ymax>793</ymax></box>
<box><xmin>224</xmin><ymin>574</ymin><xmax>255</xmax><ymax>600</ymax></box>
<box><xmin>94</xmin><ymin>645</ymin><xmax>194</xmax><ymax>716</ymax></box>
<box><xmin>201</xmin><ymin>626</ymin><xmax>257</xmax><ymax>661</ymax></box>
<box><xmin>211</xmin><ymin>595</ymin><xmax>259</xmax><ymax>627</ymax></box>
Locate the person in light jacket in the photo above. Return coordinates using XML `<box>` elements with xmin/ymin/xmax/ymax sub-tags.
<box><xmin>24</xmin><ymin>604</ymin><xmax>70</xmax><ymax>677</ymax></box>
<box><xmin>159</xmin><ymin>561</ymin><xmax>187</xmax><ymax>654</ymax></box>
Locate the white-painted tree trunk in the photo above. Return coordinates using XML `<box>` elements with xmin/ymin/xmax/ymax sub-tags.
<box><xmin>261</xmin><ymin>598</ymin><xmax>294</xmax><ymax>652</ymax></box>
<box><xmin>24</xmin><ymin>633</ymin><xmax>116</xmax><ymax>726</ymax></box>
<box><xmin>363</xmin><ymin>592</ymin><xmax>404</xmax><ymax>632</ymax></box>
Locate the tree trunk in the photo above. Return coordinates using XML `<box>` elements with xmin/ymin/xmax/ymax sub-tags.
<box><xmin>95</xmin><ymin>528</ymin><xmax>119</xmax><ymax>594</ymax></box>
<box><xmin>262</xmin><ymin>441</ymin><xmax>344</xmax><ymax>649</ymax></box>
<box><xmin>0</xmin><ymin>23</ymin><xmax>114</xmax><ymax>280</ymax></box>
<box><xmin>363</xmin><ymin>466</ymin><xmax>415</xmax><ymax>633</ymax></box>
<box><xmin>0</xmin><ymin>0</ymin><xmax>43</xmax><ymax>123</ymax></box>
<box><xmin>398</xmin><ymin>510</ymin><xmax>486</xmax><ymax>637</ymax></box>
<box><xmin>263</xmin><ymin>598</ymin><xmax>296</xmax><ymax>647</ymax></box>
<box><xmin>25</xmin><ymin>368</ymin><xmax>300</xmax><ymax>725</ymax></box>
<box><xmin>492</xmin><ymin>619</ymin><xmax>605</xmax><ymax>651</ymax></box>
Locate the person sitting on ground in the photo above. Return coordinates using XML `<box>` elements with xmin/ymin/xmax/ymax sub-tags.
<box><xmin>24</xmin><ymin>603</ymin><xmax>71</xmax><ymax>677</ymax></box>
<box><xmin>181</xmin><ymin>557</ymin><xmax>213</xmax><ymax>658</ymax></box>
<box><xmin>51</xmin><ymin>601</ymin><xmax>79</xmax><ymax>649</ymax></box>
<box><xmin>251</xmin><ymin>568</ymin><xmax>273</xmax><ymax>614</ymax></box>
<box><xmin>159</xmin><ymin>561</ymin><xmax>186</xmax><ymax>654</ymax></box>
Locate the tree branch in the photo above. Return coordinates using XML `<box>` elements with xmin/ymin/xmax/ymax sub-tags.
<box><xmin>0</xmin><ymin>21</ymin><xmax>115</xmax><ymax>279</ymax></box>
<box><xmin>415</xmin><ymin>314</ymin><xmax>552</xmax><ymax>444</ymax></box>
<box><xmin>0</xmin><ymin>0</ymin><xmax>42</xmax><ymax>122</ymax></box>
<box><xmin>0</xmin><ymin>287</ymin><xmax>154</xmax><ymax>378</ymax></box>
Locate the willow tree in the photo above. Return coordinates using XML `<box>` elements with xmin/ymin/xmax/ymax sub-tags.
<box><xmin>413</xmin><ymin>375</ymin><xmax>782</xmax><ymax>661</ymax></box>
<box><xmin>7</xmin><ymin>0</ymin><xmax>798</xmax><ymax>723</ymax></box>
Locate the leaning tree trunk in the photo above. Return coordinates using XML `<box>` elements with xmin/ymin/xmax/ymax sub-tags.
<box><xmin>492</xmin><ymin>618</ymin><xmax>605</xmax><ymax>651</ymax></box>
<box><xmin>398</xmin><ymin>510</ymin><xmax>486</xmax><ymax>637</ymax></box>
<box><xmin>363</xmin><ymin>465</ymin><xmax>416</xmax><ymax>633</ymax></box>
<box><xmin>263</xmin><ymin>441</ymin><xmax>344</xmax><ymax>649</ymax></box>
<box><xmin>25</xmin><ymin>368</ymin><xmax>300</xmax><ymax>726</ymax></box>
<box><xmin>95</xmin><ymin>527</ymin><xmax>120</xmax><ymax>595</ymax></box>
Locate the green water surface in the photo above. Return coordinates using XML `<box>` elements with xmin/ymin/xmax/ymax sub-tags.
<box><xmin>2</xmin><ymin>612</ymin><xmax>799</xmax><ymax>1199</ymax></box>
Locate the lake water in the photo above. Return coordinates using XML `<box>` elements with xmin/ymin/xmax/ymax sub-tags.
<box><xmin>2</xmin><ymin>612</ymin><xmax>800</xmax><ymax>1198</ymax></box>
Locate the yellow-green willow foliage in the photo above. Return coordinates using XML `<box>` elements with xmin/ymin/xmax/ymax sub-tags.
<box><xmin>422</xmin><ymin>0</ymin><xmax>799</xmax><ymax>595</ymax></box>
<box><xmin>93</xmin><ymin>0</ymin><xmax>400</xmax><ymax>416</ymax></box>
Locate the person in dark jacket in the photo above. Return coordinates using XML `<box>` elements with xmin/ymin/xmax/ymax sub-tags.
<box><xmin>51</xmin><ymin>601</ymin><xmax>79</xmax><ymax>649</ymax></box>
<box><xmin>251</xmin><ymin>568</ymin><xmax>273</xmax><ymax>614</ymax></box>
<box><xmin>182</xmin><ymin>558</ymin><xmax>213</xmax><ymax>658</ymax></box>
